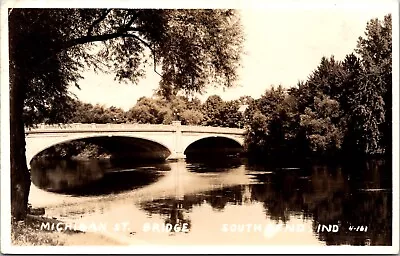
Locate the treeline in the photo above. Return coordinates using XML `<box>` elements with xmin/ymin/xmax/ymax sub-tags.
<box><xmin>61</xmin><ymin>94</ymin><xmax>252</xmax><ymax>128</ymax></box>
<box><xmin>244</xmin><ymin>14</ymin><xmax>392</xmax><ymax>160</ymax></box>
<box><xmin>33</xmin><ymin>94</ymin><xmax>251</xmax><ymax>160</ymax></box>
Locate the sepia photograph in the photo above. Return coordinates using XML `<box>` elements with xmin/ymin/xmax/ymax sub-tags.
<box><xmin>1</xmin><ymin>0</ymin><xmax>399</xmax><ymax>254</ymax></box>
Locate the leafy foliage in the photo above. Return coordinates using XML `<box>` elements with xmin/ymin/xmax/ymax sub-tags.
<box><xmin>65</xmin><ymin>94</ymin><xmax>247</xmax><ymax>128</ymax></box>
<box><xmin>245</xmin><ymin>14</ymin><xmax>392</xmax><ymax>160</ymax></box>
<box><xmin>244</xmin><ymin>86</ymin><xmax>301</xmax><ymax>158</ymax></box>
<box><xmin>300</xmin><ymin>96</ymin><xmax>344</xmax><ymax>155</ymax></box>
<box><xmin>10</xmin><ymin>9</ymin><xmax>244</xmax><ymax>127</ymax></box>
<box><xmin>355</xmin><ymin>14</ymin><xmax>392</xmax><ymax>155</ymax></box>
<box><xmin>201</xmin><ymin>95</ymin><xmax>226</xmax><ymax>126</ymax></box>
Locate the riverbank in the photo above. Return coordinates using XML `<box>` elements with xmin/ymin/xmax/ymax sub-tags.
<box><xmin>11</xmin><ymin>215</ymin><xmax>123</xmax><ymax>246</ymax></box>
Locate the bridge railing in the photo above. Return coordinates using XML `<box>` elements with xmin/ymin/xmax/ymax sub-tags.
<box><xmin>25</xmin><ymin>123</ymin><xmax>176</xmax><ymax>132</ymax></box>
<box><xmin>25</xmin><ymin>122</ymin><xmax>245</xmax><ymax>134</ymax></box>
<box><xmin>180</xmin><ymin>125</ymin><xmax>244</xmax><ymax>133</ymax></box>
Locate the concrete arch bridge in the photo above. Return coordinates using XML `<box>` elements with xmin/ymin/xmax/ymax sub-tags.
<box><xmin>25</xmin><ymin>121</ymin><xmax>245</xmax><ymax>167</ymax></box>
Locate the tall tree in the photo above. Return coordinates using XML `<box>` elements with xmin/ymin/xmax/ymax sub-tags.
<box><xmin>201</xmin><ymin>95</ymin><xmax>226</xmax><ymax>126</ymax></box>
<box><xmin>221</xmin><ymin>100</ymin><xmax>243</xmax><ymax>128</ymax></box>
<box><xmin>294</xmin><ymin>56</ymin><xmax>345</xmax><ymax>113</ymax></box>
<box><xmin>340</xmin><ymin>53</ymin><xmax>369</xmax><ymax>155</ymax></box>
<box><xmin>9</xmin><ymin>9</ymin><xmax>243</xmax><ymax>220</ymax></box>
<box><xmin>355</xmin><ymin>14</ymin><xmax>392</xmax><ymax>155</ymax></box>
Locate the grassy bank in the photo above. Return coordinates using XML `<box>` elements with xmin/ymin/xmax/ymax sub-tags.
<box><xmin>11</xmin><ymin>215</ymin><xmax>122</xmax><ymax>246</ymax></box>
<box><xmin>12</xmin><ymin>218</ymin><xmax>63</xmax><ymax>246</ymax></box>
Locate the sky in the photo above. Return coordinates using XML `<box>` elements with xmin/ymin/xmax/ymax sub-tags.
<box><xmin>68</xmin><ymin>3</ymin><xmax>394</xmax><ymax>111</ymax></box>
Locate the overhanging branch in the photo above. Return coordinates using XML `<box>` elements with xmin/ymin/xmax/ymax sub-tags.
<box><xmin>62</xmin><ymin>32</ymin><xmax>125</xmax><ymax>49</ymax></box>
<box><xmin>87</xmin><ymin>9</ymin><xmax>112</xmax><ymax>36</ymax></box>
<box><xmin>62</xmin><ymin>32</ymin><xmax>162</xmax><ymax>77</ymax></box>
<box><xmin>121</xmin><ymin>11</ymin><xmax>140</xmax><ymax>31</ymax></box>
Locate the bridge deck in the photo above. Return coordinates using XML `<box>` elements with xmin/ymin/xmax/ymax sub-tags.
<box><xmin>25</xmin><ymin>123</ymin><xmax>245</xmax><ymax>135</ymax></box>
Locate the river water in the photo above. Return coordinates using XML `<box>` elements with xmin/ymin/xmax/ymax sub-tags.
<box><xmin>30</xmin><ymin>157</ymin><xmax>392</xmax><ymax>246</ymax></box>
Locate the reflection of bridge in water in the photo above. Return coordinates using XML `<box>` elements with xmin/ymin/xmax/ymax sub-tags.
<box><xmin>25</xmin><ymin>121</ymin><xmax>245</xmax><ymax>167</ymax></box>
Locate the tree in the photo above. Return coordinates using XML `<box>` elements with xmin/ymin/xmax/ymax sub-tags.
<box><xmin>221</xmin><ymin>100</ymin><xmax>243</xmax><ymax>128</ymax></box>
<box><xmin>244</xmin><ymin>110</ymin><xmax>269</xmax><ymax>158</ymax></box>
<box><xmin>127</xmin><ymin>97</ymin><xmax>165</xmax><ymax>124</ymax></box>
<box><xmin>355</xmin><ymin>14</ymin><xmax>392</xmax><ymax>155</ymax></box>
<box><xmin>340</xmin><ymin>53</ymin><xmax>370</xmax><ymax>155</ymax></box>
<box><xmin>339</xmin><ymin>15</ymin><xmax>391</xmax><ymax>156</ymax></box>
<box><xmin>9</xmin><ymin>9</ymin><xmax>243</xmax><ymax>220</ymax></box>
<box><xmin>243</xmin><ymin>98</ymin><xmax>259</xmax><ymax>127</ymax></box>
<box><xmin>244</xmin><ymin>86</ymin><xmax>300</xmax><ymax>159</ymax></box>
<box><xmin>180</xmin><ymin>110</ymin><xmax>204</xmax><ymax>125</ymax></box>
<box><xmin>23</xmin><ymin>94</ymin><xmax>78</xmax><ymax>126</ymax></box>
<box><xmin>293</xmin><ymin>56</ymin><xmax>345</xmax><ymax>113</ymax></box>
<box><xmin>169</xmin><ymin>95</ymin><xmax>190</xmax><ymax>122</ymax></box>
<box><xmin>257</xmin><ymin>85</ymin><xmax>286</xmax><ymax>116</ymax></box>
<box><xmin>108</xmin><ymin>106</ymin><xmax>127</xmax><ymax>123</ymax></box>
<box><xmin>300</xmin><ymin>95</ymin><xmax>344</xmax><ymax>156</ymax></box>
<box><xmin>186</xmin><ymin>97</ymin><xmax>202</xmax><ymax>110</ymax></box>
<box><xmin>201</xmin><ymin>95</ymin><xmax>226</xmax><ymax>126</ymax></box>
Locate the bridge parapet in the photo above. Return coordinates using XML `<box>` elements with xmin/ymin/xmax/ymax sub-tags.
<box><xmin>25</xmin><ymin>123</ymin><xmax>176</xmax><ymax>133</ymax></box>
<box><xmin>25</xmin><ymin>122</ymin><xmax>245</xmax><ymax>135</ymax></box>
<box><xmin>180</xmin><ymin>125</ymin><xmax>244</xmax><ymax>134</ymax></box>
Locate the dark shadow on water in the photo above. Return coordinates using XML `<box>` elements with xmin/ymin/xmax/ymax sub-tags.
<box><xmin>185</xmin><ymin>155</ymin><xmax>244</xmax><ymax>173</ymax></box>
<box><xmin>59</xmin><ymin>169</ymin><xmax>164</xmax><ymax>196</ymax></box>
<box><xmin>30</xmin><ymin>158</ymin><xmax>169</xmax><ymax>196</ymax></box>
<box><xmin>109</xmin><ymin>157</ymin><xmax>172</xmax><ymax>172</ymax></box>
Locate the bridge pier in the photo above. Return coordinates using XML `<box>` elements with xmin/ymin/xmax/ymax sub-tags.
<box><xmin>171</xmin><ymin>121</ymin><xmax>185</xmax><ymax>160</ymax></box>
<box><xmin>166</xmin><ymin>152</ymin><xmax>186</xmax><ymax>160</ymax></box>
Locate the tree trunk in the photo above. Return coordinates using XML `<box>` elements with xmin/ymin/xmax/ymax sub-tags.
<box><xmin>10</xmin><ymin>72</ymin><xmax>31</xmax><ymax>221</ymax></box>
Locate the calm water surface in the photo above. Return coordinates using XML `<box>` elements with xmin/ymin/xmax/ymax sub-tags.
<box><xmin>30</xmin><ymin>157</ymin><xmax>392</xmax><ymax>246</ymax></box>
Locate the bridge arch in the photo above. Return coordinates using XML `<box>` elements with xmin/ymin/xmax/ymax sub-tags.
<box><xmin>26</xmin><ymin>133</ymin><xmax>173</xmax><ymax>168</ymax></box>
<box><xmin>182</xmin><ymin>135</ymin><xmax>244</xmax><ymax>158</ymax></box>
